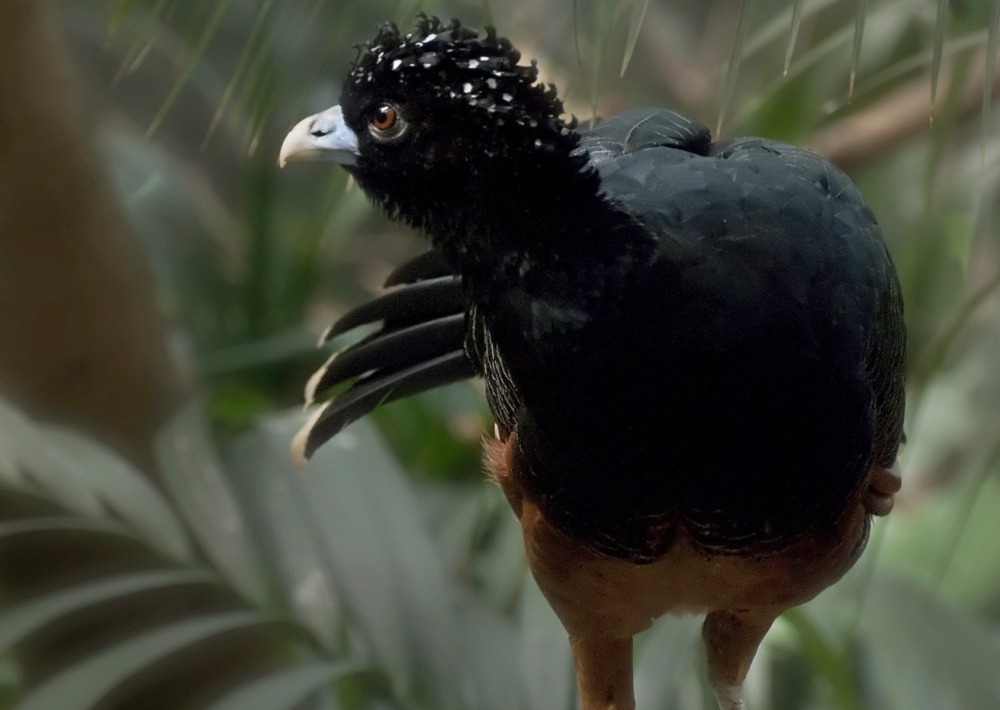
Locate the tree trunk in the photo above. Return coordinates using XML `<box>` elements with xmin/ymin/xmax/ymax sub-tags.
<box><xmin>0</xmin><ymin>0</ymin><xmax>184</xmax><ymax>468</ymax></box>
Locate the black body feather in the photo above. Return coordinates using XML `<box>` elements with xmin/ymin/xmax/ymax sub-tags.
<box><xmin>299</xmin><ymin>17</ymin><xmax>905</xmax><ymax>560</ymax></box>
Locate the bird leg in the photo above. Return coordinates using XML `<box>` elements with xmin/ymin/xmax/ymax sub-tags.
<box><xmin>702</xmin><ymin>608</ymin><xmax>778</xmax><ymax>710</ymax></box>
<box><xmin>569</xmin><ymin>635</ymin><xmax>635</xmax><ymax>710</ymax></box>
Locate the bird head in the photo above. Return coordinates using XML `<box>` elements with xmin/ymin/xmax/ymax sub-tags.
<box><xmin>280</xmin><ymin>16</ymin><xmax>583</xmax><ymax>237</ymax></box>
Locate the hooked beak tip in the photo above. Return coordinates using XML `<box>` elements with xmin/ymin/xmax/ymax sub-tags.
<box><xmin>278</xmin><ymin>105</ymin><xmax>359</xmax><ymax>168</ymax></box>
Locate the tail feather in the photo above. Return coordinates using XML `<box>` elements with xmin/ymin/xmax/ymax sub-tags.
<box><xmin>384</xmin><ymin>249</ymin><xmax>455</xmax><ymax>286</ymax></box>
<box><xmin>294</xmin><ymin>350</ymin><xmax>475</xmax><ymax>463</ymax></box>
<box><xmin>310</xmin><ymin>313</ymin><xmax>466</xmax><ymax>400</ymax></box>
<box><xmin>322</xmin><ymin>274</ymin><xmax>464</xmax><ymax>343</ymax></box>
<box><xmin>295</xmin><ymin>250</ymin><xmax>475</xmax><ymax>462</ymax></box>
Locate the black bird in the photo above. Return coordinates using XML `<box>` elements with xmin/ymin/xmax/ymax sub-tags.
<box><xmin>279</xmin><ymin>16</ymin><xmax>905</xmax><ymax>710</ymax></box>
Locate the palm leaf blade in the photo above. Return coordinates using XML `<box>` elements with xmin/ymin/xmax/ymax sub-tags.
<box><xmin>0</xmin><ymin>569</ymin><xmax>219</xmax><ymax>652</ymax></box>
<box><xmin>204</xmin><ymin>661</ymin><xmax>369</xmax><ymax>710</ymax></box>
<box><xmin>12</xmin><ymin>611</ymin><xmax>288</xmax><ymax>710</ymax></box>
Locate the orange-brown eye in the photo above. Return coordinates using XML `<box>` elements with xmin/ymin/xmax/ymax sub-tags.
<box><xmin>371</xmin><ymin>105</ymin><xmax>397</xmax><ymax>131</ymax></box>
<box><xmin>367</xmin><ymin>103</ymin><xmax>408</xmax><ymax>143</ymax></box>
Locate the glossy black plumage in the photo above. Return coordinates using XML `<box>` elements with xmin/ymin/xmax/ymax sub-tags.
<box><xmin>303</xmin><ymin>105</ymin><xmax>904</xmax><ymax>557</ymax></box>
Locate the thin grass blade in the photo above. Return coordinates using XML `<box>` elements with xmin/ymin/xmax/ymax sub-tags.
<box><xmin>146</xmin><ymin>0</ymin><xmax>233</xmax><ymax>138</ymax></box>
<box><xmin>823</xmin><ymin>28</ymin><xmax>988</xmax><ymax>116</ymax></box>
<box><xmin>982</xmin><ymin>0</ymin><xmax>1000</xmax><ymax>167</ymax></box>
<box><xmin>572</xmin><ymin>0</ymin><xmax>588</xmax><ymax>108</ymax></box>
<box><xmin>783</xmin><ymin>0</ymin><xmax>805</xmax><ymax>76</ymax></box>
<box><xmin>742</xmin><ymin>0</ymin><xmax>842</xmax><ymax>62</ymax></box>
<box><xmin>203</xmin><ymin>0</ymin><xmax>275</xmax><ymax>150</ymax></box>
<box><xmin>849</xmin><ymin>0</ymin><xmax>868</xmax><ymax>102</ymax></box>
<box><xmin>114</xmin><ymin>0</ymin><xmax>172</xmax><ymax>82</ymax></box>
<box><xmin>930</xmin><ymin>0</ymin><xmax>950</xmax><ymax>123</ymax></box>
<box><xmin>296</xmin><ymin>0</ymin><xmax>326</xmax><ymax>47</ymax></box>
<box><xmin>589</xmin><ymin>0</ymin><xmax>617</xmax><ymax>122</ymax></box>
<box><xmin>717</xmin><ymin>0</ymin><xmax>755</xmax><ymax>137</ymax></box>
<box><xmin>621</xmin><ymin>0</ymin><xmax>651</xmax><ymax>77</ymax></box>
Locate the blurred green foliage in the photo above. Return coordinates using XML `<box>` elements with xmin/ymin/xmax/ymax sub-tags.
<box><xmin>1</xmin><ymin>0</ymin><xmax>999</xmax><ymax>708</ymax></box>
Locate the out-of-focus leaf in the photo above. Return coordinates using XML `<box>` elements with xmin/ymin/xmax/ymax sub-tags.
<box><xmin>201</xmin><ymin>329</ymin><xmax>317</xmax><ymax>377</ymax></box>
<box><xmin>633</xmin><ymin>614</ymin><xmax>702</xmax><ymax>708</ymax></box>
<box><xmin>469</xmin><ymin>494</ymin><xmax>525</xmax><ymax>611</ymax></box>
<box><xmin>42</xmin><ymin>428</ymin><xmax>192</xmax><ymax>560</ymax></box>
<box><xmin>0</xmin><ymin>655</ymin><xmax>18</xmax><ymax>705</ymax></box>
<box><xmin>394</xmin><ymin>0</ymin><xmax>426</xmax><ymax>26</ymax></box>
<box><xmin>520</xmin><ymin>576</ymin><xmax>573</xmax><ymax>710</ymax></box>
<box><xmin>932</xmin><ymin>437</ymin><xmax>1000</xmax><ymax>595</ymax></box>
<box><xmin>855</xmin><ymin>572</ymin><xmax>1000</xmax><ymax>709</ymax></box>
<box><xmin>0</xmin><ymin>398</ymin><xmax>103</xmax><ymax>517</ymax></box>
<box><xmin>0</xmin><ymin>570</ymin><xmax>219</xmax><ymax>652</ymax></box>
<box><xmin>0</xmin><ymin>396</ymin><xmax>190</xmax><ymax>559</ymax></box>
<box><xmin>13</xmin><ymin>611</ymin><xmax>287</xmax><ymax>710</ymax></box>
<box><xmin>227</xmin><ymin>422</ymin><xmax>345</xmax><ymax>650</ymax></box>
<box><xmin>0</xmin><ymin>516</ymin><xmax>136</xmax><ymax>546</ymax></box>
<box><xmin>155</xmin><ymin>401</ymin><xmax>270</xmax><ymax>605</ymax></box>
<box><xmin>455</xmin><ymin>610</ymin><xmax>519</xmax><ymax>710</ymax></box>
<box><xmin>205</xmin><ymin>661</ymin><xmax>365</xmax><ymax>710</ymax></box>
<box><xmin>369</xmin><ymin>383</ymin><xmax>485</xmax><ymax>481</ymax></box>
<box><xmin>109</xmin><ymin>0</ymin><xmax>144</xmax><ymax>36</ymax></box>
<box><xmin>427</xmin><ymin>485</ymin><xmax>487</xmax><ymax>574</ymax></box>
<box><xmin>782</xmin><ymin>608</ymin><xmax>861</xmax><ymax>710</ymax></box>
<box><xmin>242</xmin><ymin>413</ymin><xmax>466</xmax><ymax>708</ymax></box>
<box><xmin>620</xmin><ymin>0</ymin><xmax>650</xmax><ymax>77</ymax></box>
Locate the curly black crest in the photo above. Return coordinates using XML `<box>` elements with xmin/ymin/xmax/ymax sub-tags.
<box><xmin>348</xmin><ymin>15</ymin><xmax>573</xmax><ymax>134</ymax></box>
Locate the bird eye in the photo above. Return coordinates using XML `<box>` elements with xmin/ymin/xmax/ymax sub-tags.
<box><xmin>368</xmin><ymin>103</ymin><xmax>407</xmax><ymax>141</ymax></box>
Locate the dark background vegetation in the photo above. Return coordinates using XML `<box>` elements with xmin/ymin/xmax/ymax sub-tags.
<box><xmin>1</xmin><ymin>0</ymin><xmax>999</xmax><ymax>708</ymax></box>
